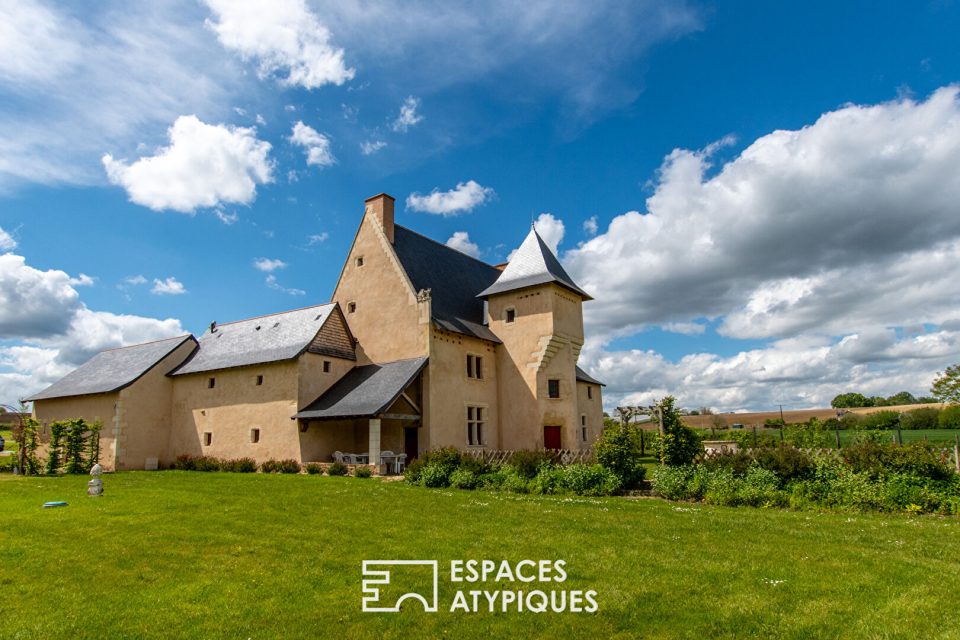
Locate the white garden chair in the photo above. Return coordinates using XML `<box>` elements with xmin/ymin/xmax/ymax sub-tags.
<box><xmin>333</xmin><ymin>451</ymin><xmax>345</xmax><ymax>463</ymax></box>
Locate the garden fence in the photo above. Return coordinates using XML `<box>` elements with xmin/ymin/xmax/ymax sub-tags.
<box><xmin>700</xmin><ymin>445</ymin><xmax>960</xmax><ymax>472</ymax></box>
<box><xmin>463</xmin><ymin>448</ymin><xmax>594</xmax><ymax>465</ymax></box>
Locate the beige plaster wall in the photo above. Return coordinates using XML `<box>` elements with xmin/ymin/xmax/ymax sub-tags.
<box><xmin>300</xmin><ymin>419</ymin><xmax>405</xmax><ymax>462</ymax></box>
<box><xmin>423</xmin><ymin>329</ymin><xmax>499</xmax><ymax>452</ymax></box>
<box><xmin>114</xmin><ymin>339</ymin><xmax>196</xmax><ymax>470</ymax></box>
<box><xmin>169</xmin><ymin>360</ymin><xmax>302</xmax><ymax>464</ymax></box>
<box><xmin>297</xmin><ymin>352</ymin><xmax>355</xmax><ymax>410</ymax></box>
<box><xmin>32</xmin><ymin>393</ymin><xmax>119</xmax><ymax>470</ymax></box>
<box><xmin>332</xmin><ymin>209</ymin><xmax>428</xmax><ymax>364</ymax></box>
<box><xmin>576</xmin><ymin>381</ymin><xmax>604</xmax><ymax>450</ymax></box>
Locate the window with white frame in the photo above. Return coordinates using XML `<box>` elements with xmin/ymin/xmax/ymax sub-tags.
<box><xmin>466</xmin><ymin>406</ymin><xmax>485</xmax><ymax>446</ymax></box>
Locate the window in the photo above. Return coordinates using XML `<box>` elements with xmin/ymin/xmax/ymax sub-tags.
<box><xmin>250</xmin><ymin>428</ymin><xmax>260</xmax><ymax>444</ymax></box>
<box><xmin>207</xmin><ymin>377</ymin><xmax>216</xmax><ymax>389</ymax></box>
<box><xmin>581</xmin><ymin>415</ymin><xmax>587</xmax><ymax>426</ymax></box>
<box><xmin>467</xmin><ymin>354</ymin><xmax>483</xmax><ymax>379</ymax></box>
<box><xmin>587</xmin><ymin>386</ymin><xmax>593</xmax><ymax>400</ymax></box>
<box><xmin>256</xmin><ymin>375</ymin><xmax>263</xmax><ymax>386</ymax></box>
<box><xmin>348</xmin><ymin>302</ymin><xmax>356</xmax><ymax>313</ymax></box>
<box><xmin>505</xmin><ymin>307</ymin><xmax>516</xmax><ymax>323</ymax></box>
<box><xmin>548</xmin><ymin>379</ymin><xmax>560</xmax><ymax>399</ymax></box>
<box><xmin>466</xmin><ymin>406</ymin><xmax>485</xmax><ymax>446</ymax></box>
<box><xmin>322</xmin><ymin>360</ymin><xmax>331</xmax><ymax>373</ymax></box>
<box><xmin>356</xmin><ymin>256</ymin><xmax>364</xmax><ymax>267</ymax></box>
<box><xmin>581</xmin><ymin>426</ymin><xmax>588</xmax><ymax>442</ymax></box>
<box><xmin>203</xmin><ymin>432</ymin><xmax>212</xmax><ymax>446</ymax></box>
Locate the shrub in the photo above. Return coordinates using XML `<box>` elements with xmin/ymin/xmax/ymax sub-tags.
<box><xmin>419</xmin><ymin>462</ymin><xmax>452</xmax><ymax>488</ymax></box>
<box><xmin>403</xmin><ymin>458</ymin><xmax>425</xmax><ymax>484</ymax></box>
<box><xmin>859</xmin><ymin>410</ymin><xmax>901</xmax><ymax>431</ymax></box>
<box><xmin>173</xmin><ymin>455</ymin><xmax>221</xmax><ymax>471</ymax></box>
<box><xmin>261</xmin><ymin>459</ymin><xmax>300</xmax><ymax>473</ymax></box>
<box><xmin>752</xmin><ymin>446</ymin><xmax>815</xmax><ymax>483</ymax></box>
<box><xmin>478</xmin><ymin>467</ymin><xmax>508</xmax><ymax>490</ymax></box>
<box><xmin>221</xmin><ymin>457</ymin><xmax>257</xmax><ymax>473</ymax></box>
<box><xmin>558</xmin><ymin>464</ymin><xmax>623</xmax><ymax>496</ymax></box>
<box><xmin>503</xmin><ymin>467</ymin><xmax>532</xmax><ymax>493</ymax></box>
<box><xmin>327</xmin><ymin>461</ymin><xmax>348</xmax><ymax>476</ymax></box>
<box><xmin>449</xmin><ymin>468</ymin><xmax>480</xmax><ymax>490</ymax></box>
<box><xmin>651</xmin><ymin>465</ymin><xmax>695</xmax><ymax>500</ymax></box>
<box><xmin>655</xmin><ymin>397</ymin><xmax>703</xmax><ymax>465</ymax></box>
<box><xmin>354</xmin><ymin>466</ymin><xmax>372</xmax><ymax>478</ymax></box>
<box><xmin>938</xmin><ymin>404</ymin><xmax>960</xmax><ymax>429</ymax></box>
<box><xmin>703</xmin><ymin>451</ymin><xmax>755</xmax><ymax>477</ymax></box>
<box><xmin>305</xmin><ymin>463</ymin><xmax>324</xmax><ymax>475</ymax></box>
<box><xmin>842</xmin><ymin>441</ymin><xmax>953</xmax><ymax>481</ymax></box>
<box><xmin>736</xmin><ymin>464</ymin><xmax>784</xmax><ymax>507</ymax></box>
<box><xmin>901</xmin><ymin>407</ymin><xmax>940</xmax><ymax>430</ymax></box>
<box><xmin>508</xmin><ymin>450</ymin><xmax>552</xmax><ymax>480</ymax></box>
<box><xmin>595</xmin><ymin>424</ymin><xmax>646</xmax><ymax>489</ymax></box>
<box><xmin>530</xmin><ymin>463</ymin><xmax>563</xmax><ymax>495</ymax></box>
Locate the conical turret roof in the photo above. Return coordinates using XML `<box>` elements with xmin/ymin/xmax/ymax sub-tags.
<box><xmin>478</xmin><ymin>226</ymin><xmax>591</xmax><ymax>299</ymax></box>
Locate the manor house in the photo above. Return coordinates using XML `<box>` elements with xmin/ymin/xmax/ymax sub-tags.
<box><xmin>28</xmin><ymin>193</ymin><xmax>604</xmax><ymax>471</ymax></box>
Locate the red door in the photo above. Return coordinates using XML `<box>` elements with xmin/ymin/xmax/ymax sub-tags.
<box><xmin>543</xmin><ymin>425</ymin><xmax>562</xmax><ymax>450</ymax></box>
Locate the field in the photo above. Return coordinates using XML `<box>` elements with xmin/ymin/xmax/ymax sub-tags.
<box><xmin>682</xmin><ymin>403</ymin><xmax>945</xmax><ymax>429</ymax></box>
<box><xmin>3</xmin><ymin>473</ymin><xmax>960</xmax><ymax>639</ymax></box>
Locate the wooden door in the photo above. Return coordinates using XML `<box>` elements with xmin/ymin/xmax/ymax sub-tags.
<box><xmin>404</xmin><ymin>427</ymin><xmax>419</xmax><ymax>461</ymax></box>
<box><xmin>543</xmin><ymin>425</ymin><xmax>562</xmax><ymax>450</ymax></box>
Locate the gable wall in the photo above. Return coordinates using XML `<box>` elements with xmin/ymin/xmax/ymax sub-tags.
<box><xmin>332</xmin><ymin>211</ymin><xmax>428</xmax><ymax>364</ymax></box>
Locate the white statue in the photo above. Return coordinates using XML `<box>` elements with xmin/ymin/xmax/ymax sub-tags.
<box><xmin>88</xmin><ymin>463</ymin><xmax>103</xmax><ymax>497</ymax></box>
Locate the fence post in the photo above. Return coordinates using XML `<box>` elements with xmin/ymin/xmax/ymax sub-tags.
<box><xmin>835</xmin><ymin>429</ymin><xmax>841</xmax><ymax>449</ymax></box>
<box><xmin>897</xmin><ymin>427</ymin><xmax>903</xmax><ymax>445</ymax></box>
<box><xmin>779</xmin><ymin>427</ymin><xmax>784</xmax><ymax>442</ymax></box>
<box><xmin>954</xmin><ymin>434</ymin><xmax>959</xmax><ymax>474</ymax></box>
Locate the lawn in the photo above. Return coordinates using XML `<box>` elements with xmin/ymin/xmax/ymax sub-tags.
<box><xmin>2</xmin><ymin>472</ymin><xmax>959</xmax><ymax>640</ymax></box>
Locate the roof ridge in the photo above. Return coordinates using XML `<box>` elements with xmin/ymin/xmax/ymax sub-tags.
<box><xmin>100</xmin><ymin>334</ymin><xmax>193</xmax><ymax>352</ymax></box>
<box><xmin>394</xmin><ymin>224</ymin><xmax>500</xmax><ymax>271</ymax></box>
<box><xmin>213</xmin><ymin>302</ymin><xmax>336</xmax><ymax>328</ymax></box>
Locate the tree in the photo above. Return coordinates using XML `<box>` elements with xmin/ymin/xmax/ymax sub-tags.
<box><xmin>831</xmin><ymin>392</ymin><xmax>868</xmax><ymax>408</ymax></box>
<box><xmin>931</xmin><ymin>364</ymin><xmax>960</xmax><ymax>405</ymax></box>
<box><xmin>885</xmin><ymin>391</ymin><xmax>917</xmax><ymax>406</ymax></box>
<box><xmin>654</xmin><ymin>396</ymin><xmax>703</xmax><ymax>466</ymax></box>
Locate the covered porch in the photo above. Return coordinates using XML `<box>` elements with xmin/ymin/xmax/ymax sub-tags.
<box><xmin>293</xmin><ymin>357</ymin><xmax>426</xmax><ymax>474</ymax></box>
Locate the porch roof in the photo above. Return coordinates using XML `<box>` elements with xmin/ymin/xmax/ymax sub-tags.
<box><xmin>293</xmin><ymin>357</ymin><xmax>427</xmax><ymax>421</ymax></box>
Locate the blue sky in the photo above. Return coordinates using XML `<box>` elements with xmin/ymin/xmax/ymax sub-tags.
<box><xmin>3</xmin><ymin>1</ymin><xmax>960</xmax><ymax>411</ymax></box>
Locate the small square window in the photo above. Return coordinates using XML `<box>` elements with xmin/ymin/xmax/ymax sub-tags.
<box><xmin>203</xmin><ymin>432</ymin><xmax>212</xmax><ymax>446</ymax></box>
<box><xmin>356</xmin><ymin>256</ymin><xmax>364</xmax><ymax>267</ymax></box>
<box><xmin>207</xmin><ymin>377</ymin><xmax>216</xmax><ymax>389</ymax></box>
<box><xmin>348</xmin><ymin>302</ymin><xmax>356</xmax><ymax>313</ymax></box>
<box><xmin>466</xmin><ymin>354</ymin><xmax>484</xmax><ymax>379</ymax></box>
<box><xmin>250</xmin><ymin>428</ymin><xmax>260</xmax><ymax>444</ymax></box>
<box><xmin>581</xmin><ymin>415</ymin><xmax>586</xmax><ymax>426</ymax></box>
<box><xmin>505</xmin><ymin>308</ymin><xmax>516</xmax><ymax>323</ymax></box>
<box><xmin>256</xmin><ymin>375</ymin><xmax>263</xmax><ymax>386</ymax></box>
<box><xmin>323</xmin><ymin>360</ymin><xmax>331</xmax><ymax>373</ymax></box>
<box><xmin>548</xmin><ymin>379</ymin><xmax>560</xmax><ymax>399</ymax></box>
<box><xmin>587</xmin><ymin>386</ymin><xmax>593</xmax><ymax>400</ymax></box>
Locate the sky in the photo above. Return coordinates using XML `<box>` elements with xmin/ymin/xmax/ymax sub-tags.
<box><xmin>2</xmin><ymin>0</ymin><xmax>960</xmax><ymax>413</ymax></box>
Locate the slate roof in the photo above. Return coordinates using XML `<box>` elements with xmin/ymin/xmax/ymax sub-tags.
<box><xmin>392</xmin><ymin>225</ymin><xmax>501</xmax><ymax>342</ymax></box>
<box><xmin>294</xmin><ymin>357</ymin><xmax>427</xmax><ymax>420</ymax></box>
<box><xmin>172</xmin><ymin>304</ymin><xmax>338</xmax><ymax>376</ymax></box>
<box><xmin>575</xmin><ymin>365</ymin><xmax>605</xmax><ymax>387</ymax></box>
<box><xmin>26</xmin><ymin>335</ymin><xmax>195</xmax><ymax>401</ymax></box>
<box><xmin>478</xmin><ymin>227</ymin><xmax>591</xmax><ymax>300</ymax></box>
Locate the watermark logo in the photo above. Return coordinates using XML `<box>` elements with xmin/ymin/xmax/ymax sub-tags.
<box><xmin>361</xmin><ymin>559</ymin><xmax>598</xmax><ymax>614</ymax></box>
<box><xmin>361</xmin><ymin>560</ymin><xmax>439</xmax><ymax>612</ymax></box>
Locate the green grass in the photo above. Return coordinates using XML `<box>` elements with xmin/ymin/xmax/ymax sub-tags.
<box><xmin>2</xmin><ymin>472</ymin><xmax>959</xmax><ymax>639</ymax></box>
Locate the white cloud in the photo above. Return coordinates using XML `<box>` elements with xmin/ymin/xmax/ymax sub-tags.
<box><xmin>307</xmin><ymin>233</ymin><xmax>329</xmax><ymax>245</ymax></box>
<box><xmin>289</xmin><ymin>121</ymin><xmax>335</xmax><ymax>168</ymax></box>
<box><xmin>215</xmin><ymin>209</ymin><xmax>239</xmax><ymax>225</ymax></box>
<box><xmin>0</xmin><ymin>228</ymin><xmax>17</xmax><ymax>252</ymax></box>
<box><xmin>68</xmin><ymin>274</ymin><xmax>95</xmax><ymax>287</ymax></box>
<box><xmin>151</xmin><ymin>277</ymin><xmax>187</xmax><ymax>295</ymax></box>
<box><xmin>203</xmin><ymin>0</ymin><xmax>354</xmax><ymax>89</ymax></box>
<box><xmin>103</xmin><ymin>115</ymin><xmax>273</xmax><ymax>213</ymax></box>
<box><xmin>0</xmin><ymin>1</ymin><xmax>248</xmax><ymax>190</ymax></box>
<box><xmin>533</xmin><ymin>213</ymin><xmax>565</xmax><ymax>254</ymax></box>
<box><xmin>360</xmin><ymin>139</ymin><xmax>387</xmax><ymax>155</ymax></box>
<box><xmin>445</xmin><ymin>232</ymin><xmax>481</xmax><ymax>258</ymax></box>
<box><xmin>583</xmin><ymin>215</ymin><xmax>598</xmax><ymax>236</ymax></box>
<box><xmin>406</xmin><ymin>180</ymin><xmax>495</xmax><ymax>216</ymax></box>
<box><xmin>265</xmin><ymin>274</ymin><xmax>305</xmax><ymax>296</ymax></box>
<box><xmin>661</xmin><ymin>322</ymin><xmax>706</xmax><ymax>336</ymax></box>
<box><xmin>0</xmin><ymin>251</ymin><xmax>184</xmax><ymax>404</ymax></box>
<box><xmin>565</xmin><ymin>86</ymin><xmax>960</xmax><ymax>410</ymax></box>
<box><xmin>123</xmin><ymin>275</ymin><xmax>147</xmax><ymax>286</ymax></box>
<box><xmin>391</xmin><ymin>96</ymin><xmax>423</xmax><ymax>132</ymax></box>
<box><xmin>253</xmin><ymin>258</ymin><xmax>287</xmax><ymax>272</ymax></box>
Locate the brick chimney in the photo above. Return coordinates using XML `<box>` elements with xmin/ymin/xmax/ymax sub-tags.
<box><xmin>365</xmin><ymin>193</ymin><xmax>395</xmax><ymax>244</ymax></box>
